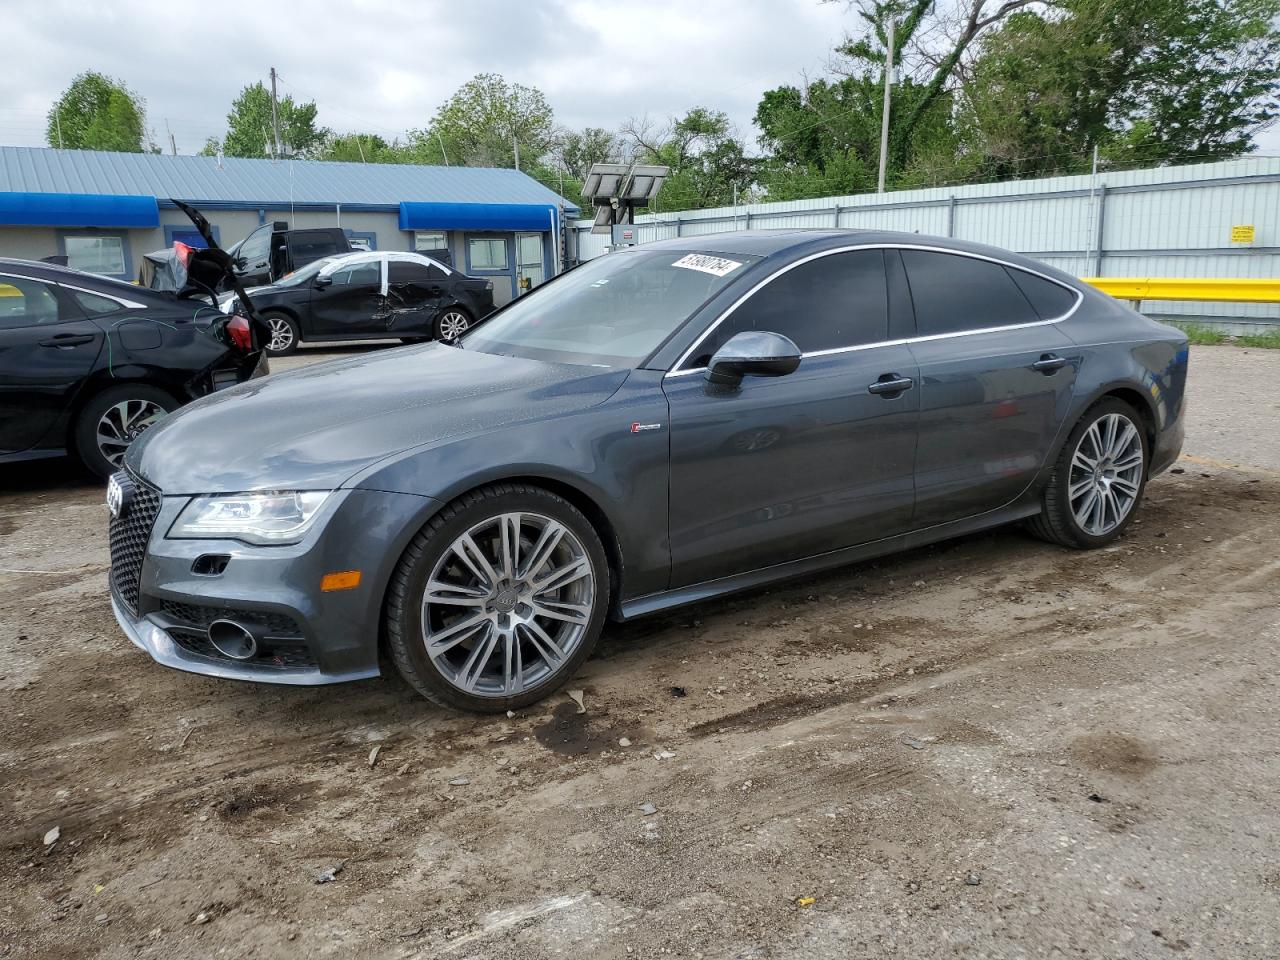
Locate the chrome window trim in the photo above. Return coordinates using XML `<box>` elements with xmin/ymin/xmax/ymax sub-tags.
<box><xmin>54</xmin><ymin>281</ymin><xmax>148</xmax><ymax>310</ymax></box>
<box><xmin>665</xmin><ymin>242</ymin><xmax>1084</xmax><ymax>379</ymax></box>
<box><xmin>0</xmin><ymin>271</ymin><xmax>147</xmax><ymax>312</ymax></box>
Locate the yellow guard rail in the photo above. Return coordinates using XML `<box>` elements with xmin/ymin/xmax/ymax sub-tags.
<box><xmin>1083</xmin><ymin>277</ymin><xmax>1280</xmax><ymax>305</ymax></box>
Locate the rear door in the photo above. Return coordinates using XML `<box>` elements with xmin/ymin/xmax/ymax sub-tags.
<box><xmin>385</xmin><ymin>259</ymin><xmax>446</xmax><ymax>334</ymax></box>
<box><xmin>664</xmin><ymin>249</ymin><xmax>920</xmax><ymax>587</ymax></box>
<box><xmin>898</xmin><ymin>248</ymin><xmax>1082</xmax><ymax>526</ymax></box>
<box><xmin>0</xmin><ymin>273</ymin><xmax>104</xmax><ymax>454</ymax></box>
<box><xmin>307</xmin><ymin>258</ymin><xmax>386</xmax><ymax>338</ymax></box>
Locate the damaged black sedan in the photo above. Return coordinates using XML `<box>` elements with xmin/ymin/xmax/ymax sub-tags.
<box><xmin>0</xmin><ymin>257</ymin><xmax>265</xmax><ymax>478</ymax></box>
<box><xmin>220</xmin><ymin>251</ymin><xmax>495</xmax><ymax>356</ymax></box>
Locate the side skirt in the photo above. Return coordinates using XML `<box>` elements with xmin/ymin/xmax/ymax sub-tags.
<box><xmin>616</xmin><ymin>500</ymin><xmax>1042</xmax><ymax>621</ymax></box>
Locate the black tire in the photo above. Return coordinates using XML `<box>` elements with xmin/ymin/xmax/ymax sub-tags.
<box><xmin>385</xmin><ymin>483</ymin><xmax>610</xmax><ymax>712</ymax></box>
<box><xmin>432</xmin><ymin>307</ymin><xmax>472</xmax><ymax>343</ymax></box>
<box><xmin>262</xmin><ymin>311</ymin><xmax>301</xmax><ymax>356</ymax></box>
<box><xmin>74</xmin><ymin>383</ymin><xmax>178</xmax><ymax>480</ymax></box>
<box><xmin>1027</xmin><ymin>397</ymin><xmax>1149</xmax><ymax>549</ymax></box>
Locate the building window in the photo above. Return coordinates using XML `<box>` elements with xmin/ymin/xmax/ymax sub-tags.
<box><xmin>414</xmin><ymin>231</ymin><xmax>448</xmax><ymax>252</ymax></box>
<box><xmin>64</xmin><ymin>235</ymin><xmax>126</xmax><ymax>276</ymax></box>
<box><xmin>468</xmin><ymin>237</ymin><xmax>509</xmax><ymax>271</ymax></box>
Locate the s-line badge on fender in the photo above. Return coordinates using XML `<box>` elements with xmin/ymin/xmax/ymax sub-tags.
<box><xmin>631</xmin><ymin>422</ymin><xmax>663</xmax><ymax>433</ymax></box>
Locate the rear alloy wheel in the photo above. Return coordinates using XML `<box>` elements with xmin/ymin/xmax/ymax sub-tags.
<box><xmin>385</xmin><ymin>484</ymin><xmax>609</xmax><ymax>712</ymax></box>
<box><xmin>1027</xmin><ymin>398</ymin><xmax>1148</xmax><ymax>548</ymax></box>
<box><xmin>263</xmin><ymin>312</ymin><xmax>300</xmax><ymax>356</ymax></box>
<box><xmin>433</xmin><ymin>309</ymin><xmax>471</xmax><ymax>343</ymax></box>
<box><xmin>74</xmin><ymin>384</ymin><xmax>178</xmax><ymax>479</ymax></box>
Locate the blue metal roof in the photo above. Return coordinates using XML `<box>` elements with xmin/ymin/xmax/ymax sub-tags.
<box><xmin>0</xmin><ymin>146</ymin><xmax>579</xmax><ymax>214</ymax></box>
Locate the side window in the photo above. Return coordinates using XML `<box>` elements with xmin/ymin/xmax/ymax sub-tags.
<box><xmin>1007</xmin><ymin>267</ymin><xmax>1079</xmax><ymax>320</ymax></box>
<box><xmin>0</xmin><ymin>277</ymin><xmax>65</xmax><ymax>328</ymax></box>
<box><xmin>71</xmin><ymin>290</ymin><xmax>127</xmax><ymax>317</ymax></box>
<box><xmin>690</xmin><ymin>250</ymin><xmax>888</xmax><ymax>366</ymax></box>
<box><xmin>388</xmin><ymin>261</ymin><xmax>432</xmax><ymax>284</ymax></box>
<box><xmin>238</xmin><ymin>226</ymin><xmax>273</xmax><ymax>265</ymax></box>
<box><xmin>291</xmin><ymin>234</ymin><xmax>342</xmax><ymax>260</ymax></box>
<box><xmin>329</xmin><ymin>261</ymin><xmax>381</xmax><ymax>287</ymax></box>
<box><xmin>900</xmin><ymin>250</ymin><xmax>1039</xmax><ymax>335</ymax></box>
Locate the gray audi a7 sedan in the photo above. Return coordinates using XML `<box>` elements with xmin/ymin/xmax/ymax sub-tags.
<box><xmin>108</xmin><ymin>229</ymin><xmax>1188</xmax><ymax>712</ymax></box>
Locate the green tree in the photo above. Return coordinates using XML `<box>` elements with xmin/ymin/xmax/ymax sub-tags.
<box><xmin>406</xmin><ymin>73</ymin><xmax>555</xmax><ymax>168</ymax></box>
<box><xmin>622</xmin><ymin>109</ymin><xmax>755</xmax><ymax>211</ymax></box>
<box><xmin>316</xmin><ymin>132</ymin><xmax>407</xmax><ymax>163</ymax></box>
<box><xmin>221</xmin><ymin>82</ymin><xmax>327</xmax><ymax>159</ymax></box>
<box><xmin>963</xmin><ymin>0</ymin><xmax>1280</xmax><ymax>177</ymax></box>
<box><xmin>46</xmin><ymin>71</ymin><xmax>146</xmax><ymax>152</ymax></box>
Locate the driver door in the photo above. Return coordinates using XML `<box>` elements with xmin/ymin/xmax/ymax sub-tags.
<box><xmin>307</xmin><ymin>258</ymin><xmax>386</xmax><ymax>337</ymax></box>
<box><xmin>663</xmin><ymin>249</ymin><xmax>920</xmax><ymax>587</ymax></box>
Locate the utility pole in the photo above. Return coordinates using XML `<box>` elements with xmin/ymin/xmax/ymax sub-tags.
<box><xmin>54</xmin><ymin>109</ymin><xmax>63</xmax><ymax>149</ymax></box>
<box><xmin>513</xmin><ymin>134</ymin><xmax>520</xmax><ymax>171</ymax></box>
<box><xmin>269</xmin><ymin>66</ymin><xmax>283</xmax><ymax>159</ymax></box>
<box><xmin>436</xmin><ymin>131</ymin><xmax>450</xmax><ymax>165</ymax></box>
<box><xmin>165</xmin><ymin>119</ymin><xmax>177</xmax><ymax>156</ymax></box>
<box><xmin>877</xmin><ymin>17</ymin><xmax>896</xmax><ymax>193</ymax></box>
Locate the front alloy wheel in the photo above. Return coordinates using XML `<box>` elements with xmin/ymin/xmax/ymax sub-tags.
<box><xmin>264</xmin><ymin>314</ymin><xmax>299</xmax><ymax>355</ymax></box>
<box><xmin>385</xmin><ymin>484</ymin><xmax>609</xmax><ymax>711</ymax></box>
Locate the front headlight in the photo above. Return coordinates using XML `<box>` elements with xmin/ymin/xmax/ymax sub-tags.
<box><xmin>169</xmin><ymin>491</ymin><xmax>332</xmax><ymax>545</ymax></box>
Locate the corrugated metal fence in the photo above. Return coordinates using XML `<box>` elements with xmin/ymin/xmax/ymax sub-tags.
<box><xmin>569</xmin><ymin>157</ymin><xmax>1280</xmax><ymax>330</ymax></box>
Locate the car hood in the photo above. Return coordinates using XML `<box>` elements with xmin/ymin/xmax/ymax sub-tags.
<box><xmin>128</xmin><ymin>344</ymin><xmax>629</xmax><ymax>494</ymax></box>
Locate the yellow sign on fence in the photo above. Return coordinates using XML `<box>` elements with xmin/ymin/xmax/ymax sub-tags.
<box><xmin>1231</xmin><ymin>224</ymin><xmax>1256</xmax><ymax>243</ymax></box>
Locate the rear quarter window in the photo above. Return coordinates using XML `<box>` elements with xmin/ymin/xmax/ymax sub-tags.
<box><xmin>901</xmin><ymin>250</ymin><xmax>1039</xmax><ymax>336</ymax></box>
<box><xmin>1007</xmin><ymin>267</ymin><xmax>1079</xmax><ymax>320</ymax></box>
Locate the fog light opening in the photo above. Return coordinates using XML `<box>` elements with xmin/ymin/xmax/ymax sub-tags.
<box><xmin>208</xmin><ymin>619</ymin><xmax>259</xmax><ymax>661</ymax></box>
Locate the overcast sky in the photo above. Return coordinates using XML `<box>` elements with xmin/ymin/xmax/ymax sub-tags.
<box><xmin>1</xmin><ymin>0</ymin><xmax>1277</xmax><ymax>158</ymax></box>
<box><xmin>0</xmin><ymin>0</ymin><xmax>850</xmax><ymax>155</ymax></box>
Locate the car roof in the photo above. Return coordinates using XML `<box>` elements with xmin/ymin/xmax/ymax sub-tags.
<box><xmin>633</xmin><ymin>228</ymin><xmax>1083</xmax><ymax>285</ymax></box>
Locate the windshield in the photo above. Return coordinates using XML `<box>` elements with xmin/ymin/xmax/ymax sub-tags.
<box><xmin>460</xmin><ymin>249</ymin><xmax>758</xmax><ymax>367</ymax></box>
<box><xmin>273</xmin><ymin>257</ymin><xmax>344</xmax><ymax>287</ymax></box>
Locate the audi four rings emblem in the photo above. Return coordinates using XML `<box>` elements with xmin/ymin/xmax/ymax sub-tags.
<box><xmin>106</xmin><ymin>474</ymin><xmax>133</xmax><ymax>519</ymax></box>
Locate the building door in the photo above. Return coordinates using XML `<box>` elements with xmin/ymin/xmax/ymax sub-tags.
<box><xmin>515</xmin><ymin>233</ymin><xmax>545</xmax><ymax>296</ymax></box>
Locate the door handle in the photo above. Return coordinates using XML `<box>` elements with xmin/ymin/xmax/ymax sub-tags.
<box><xmin>39</xmin><ymin>334</ymin><xmax>96</xmax><ymax>348</ymax></box>
<box><xmin>1031</xmin><ymin>354</ymin><xmax>1068</xmax><ymax>374</ymax></box>
<box><xmin>867</xmin><ymin>374</ymin><xmax>914</xmax><ymax>396</ymax></box>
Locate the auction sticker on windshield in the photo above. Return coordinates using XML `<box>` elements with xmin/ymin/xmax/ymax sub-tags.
<box><xmin>671</xmin><ymin>254</ymin><xmax>743</xmax><ymax>277</ymax></box>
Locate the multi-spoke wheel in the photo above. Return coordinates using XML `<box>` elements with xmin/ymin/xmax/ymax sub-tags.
<box><xmin>1028</xmin><ymin>398</ymin><xmax>1149</xmax><ymax>548</ymax></box>
<box><xmin>262</xmin><ymin>312</ymin><xmax>300</xmax><ymax>356</ymax></box>
<box><xmin>74</xmin><ymin>384</ymin><xmax>178</xmax><ymax>480</ymax></box>
<box><xmin>433</xmin><ymin>308</ymin><xmax>471</xmax><ymax>343</ymax></box>
<box><xmin>385</xmin><ymin>484</ymin><xmax>609</xmax><ymax>711</ymax></box>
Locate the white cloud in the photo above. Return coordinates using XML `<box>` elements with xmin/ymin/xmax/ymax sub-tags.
<box><xmin>0</xmin><ymin>0</ymin><xmax>847</xmax><ymax>153</ymax></box>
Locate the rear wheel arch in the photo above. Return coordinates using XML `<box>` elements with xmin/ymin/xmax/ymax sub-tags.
<box><xmin>1047</xmin><ymin>382</ymin><xmax>1157</xmax><ymax>480</ymax></box>
<box><xmin>65</xmin><ymin>375</ymin><xmax>183</xmax><ymax>448</ymax></box>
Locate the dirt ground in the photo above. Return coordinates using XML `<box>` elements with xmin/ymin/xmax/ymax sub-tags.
<box><xmin>2</xmin><ymin>344</ymin><xmax>1279</xmax><ymax>959</ymax></box>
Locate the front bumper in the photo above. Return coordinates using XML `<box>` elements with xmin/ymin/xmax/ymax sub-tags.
<box><xmin>111</xmin><ymin>485</ymin><xmax>441</xmax><ymax>686</ymax></box>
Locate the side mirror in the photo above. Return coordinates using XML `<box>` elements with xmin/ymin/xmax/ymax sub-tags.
<box><xmin>313</xmin><ymin>275</ymin><xmax>333</xmax><ymax>289</ymax></box>
<box><xmin>706</xmin><ymin>331</ymin><xmax>801</xmax><ymax>386</ymax></box>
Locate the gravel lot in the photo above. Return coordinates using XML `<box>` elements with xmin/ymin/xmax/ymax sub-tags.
<box><xmin>2</xmin><ymin>344</ymin><xmax>1278</xmax><ymax>959</ymax></box>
